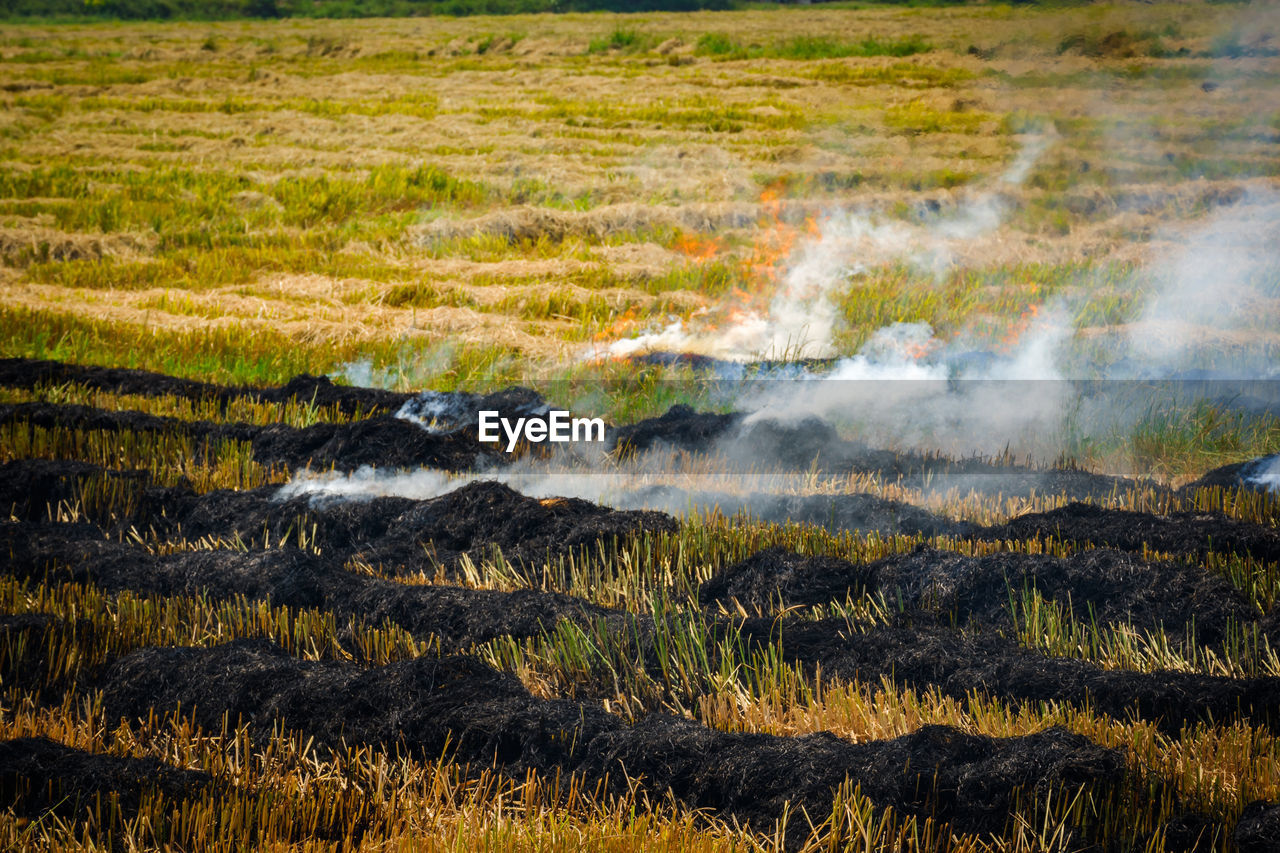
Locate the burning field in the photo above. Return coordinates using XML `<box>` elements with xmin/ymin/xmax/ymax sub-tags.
<box><xmin>5</xmin><ymin>2</ymin><xmax>1280</xmax><ymax>851</ymax></box>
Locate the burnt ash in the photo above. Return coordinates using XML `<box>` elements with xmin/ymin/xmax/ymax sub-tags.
<box><xmin>1235</xmin><ymin>801</ymin><xmax>1280</xmax><ymax>853</ymax></box>
<box><xmin>623</xmin><ymin>485</ymin><xmax>968</xmax><ymax>538</ymax></box>
<box><xmin>699</xmin><ymin>546</ymin><xmax>878</xmax><ymax>612</ymax></box>
<box><xmin>0</xmin><ymin>461</ymin><xmax>676</xmax><ymax>573</ymax></box>
<box><xmin>982</xmin><ymin>502</ymin><xmax>1280</xmax><ymax>563</ymax></box>
<box><xmin>3</xmin><ymin>522</ymin><xmax>630</xmax><ymax>651</ymax></box>
<box><xmin>612</xmin><ymin>405</ymin><xmax>1148</xmax><ymax>502</ymax></box>
<box><xmin>612</xmin><ymin>404</ymin><xmax>744</xmax><ymax>454</ymax></box>
<box><xmin>738</xmin><ymin>619</ymin><xmax>1280</xmax><ymax>735</ymax></box>
<box><xmin>10</xmin><ymin>515</ymin><xmax>1279</xmax><ymax>736</ymax></box>
<box><xmin>98</xmin><ymin>638</ymin><xmax>1124</xmax><ymax>841</ymax></box>
<box><xmin>0</xmin><ymin>736</ymin><xmax>213</xmax><ymax>822</ymax></box>
<box><xmin>0</xmin><ymin>402</ymin><xmax>511</xmax><ymax>473</ymax></box>
<box><xmin>702</xmin><ymin>546</ymin><xmax>1270</xmax><ymax>647</ymax></box>
<box><xmin>0</xmin><ymin>357</ymin><xmax>411</xmax><ymax>416</ymax></box>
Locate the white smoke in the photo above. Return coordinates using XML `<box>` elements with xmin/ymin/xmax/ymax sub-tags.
<box><xmin>598</xmin><ymin>133</ymin><xmax>1056</xmax><ymax>362</ymax></box>
<box><xmin>1112</xmin><ymin>186</ymin><xmax>1280</xmax><ymax>379</ymax></box>
<box><xmin>1245</xmin><ymin>455</ymin><xmax>1280</xmax><ymax>493</ymax></box>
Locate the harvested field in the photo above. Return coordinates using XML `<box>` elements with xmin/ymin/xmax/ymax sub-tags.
<box><xmin>5</xmin><ymin>3</ymin><xmax>1280</xmax><ymax>850</ymax></box>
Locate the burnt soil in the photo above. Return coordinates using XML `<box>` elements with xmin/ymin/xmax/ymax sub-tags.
<box><xmin>10</xmin><ymin>507</ymin><xmax>1280</xmax><ymax>736</ymax></box>
<box><xmin>616</xmin><ymin>404</ymin><xmax>1155</xmax><ymax>502</ymax></box>
<box><xmin>0</xmin><ymin>736</ymin><xmax>213</xmax><ymax>822</ymax></box>
<box><xmin>0</xmin><ymin>459</ymin><xmax>676</xmax><ymax>574</ymax></box>
<box><xmin>4</xmin><ymin>388</ymin><xmax>1154</xmax><ymax>501</ymax></box>
<box><xmin>0</xmin><ymin>398</ymin><xmax>532</xmax><ymax>473</ymax></box>
<box><xmin>3</xmin><ymin>521</ymin><xmax>630</xmax><ymax>652</ymax></box>
<box><xmin>701</xmin><ymin>545</ymin><xmax>1275</xmax><ymax>646</ymax></box>
<box><xmin>96</xmin><ymin>638</ymin><xmax>1126</xmax><ymax>842</ymax></box>
<box><xmin>0</xmin><ymin>356</ymin><xmax>412</xmax><ymax>416</ymax></box>
<box><xmin>621</xmin><ymin>485</ymin><xmax>970</xmax><ymax>538</ymax></box>
<box><xmin>981</xmin><ymin>502</ymin><xmax>1280</xmax><ymax>563</ymax></box>
<box><xmin>735</xmin><ymin>617</ymin><xmax>1280</xmax><ymax>735</ymax></box>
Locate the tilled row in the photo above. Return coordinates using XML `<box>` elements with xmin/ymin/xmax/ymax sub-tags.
<box><xmin>11</xmin><ymin>644</ymin><xmax>1279</xmax><ymax>850</ymax></box>
<box><xmin>983</xmin><ymin>501</ymin><xmax>1280</xmax><ymax>564</ymax></box>
<box><xmin>8</xmin><ymin>521</ymin><xmax>1280</xmax><ymax>735</ymax></box>
<box><xmin>0</xmin><ymin>357</ymin><xmax>412</xmax><ymax>416</ymax></box>
<box><xmin>95</xmin><ymin>638</ymin><xmax>1128</xmax><ymax>843</ymax></box>
<box><xmin>4</xmin><ymin>393</ymin><xmax>1156</xmax><ymax>501</ymax></box>
<box><xmin>1</xmin><ymin>459</ymin><xmax>677</xmax><ymax>573</ymax></box>
<box><xmin>3</xmin><ymin>522</ymin><xmax>625</xmax><ymax>652</ymax></box>
<box><xmin>704</xmin><ymin>545</ymin><xmax>1276</xmax><ymax>647</ymax></box>
<box><xmin>1</xmin><ymin>400</ymin><xmax>507</xmax><ymax>473</ymax></box>
<box><xmin>8</xmin><ymin>452</ymin><xmax>1280</xmax><ymax>573</ymax></box>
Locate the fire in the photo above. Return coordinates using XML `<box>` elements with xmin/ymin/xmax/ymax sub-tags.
<box><xmin>673</xmin><ymin>233</ymin><xmax>722</xmax><ymax>260</ymax></box>
<box><xmin>999</xmin><ymin>301</ymin><xmax>1042</xmax><ymax>353</ymax></box>
<box><xmin>585</xmin><ymin>178</ymin><xmax>827</xmax><ymax>361</ymax></box>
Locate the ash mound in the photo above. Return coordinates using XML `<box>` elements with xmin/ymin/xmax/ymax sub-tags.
<box><xmin>0</xmin><ymin>461</ymin><xmax>677</xmax><ymax>574</ymax></box>
<box><xmin>0</xmin><ymin>736</ymin><xmax>213</xmax><ymax>822</ymax></box>
<box><xmin>98</xmin><ymin>638</ymin><xmax>1124</xmax><ymax>840</ymax></box>
<box><xmin>613</xmin><ymin>404</ymin><xmax>1146</xmax><ymax>501</ymax></box>
<box><xmin>982</xmin><ymin>502</ymin><xmax>1280</xmax><ymax>563</ymax></box>
<box><xmin>623</xmin><ymin>485</ymin><xmax>968</xmax><ymax>538</ymax></box>
<box><xmin>699</xmin><ymin>547</ymin><xmax>877</xmax><ymax>612</ymax></box>
<box><xmin>4</xmin><ymin>521</ymin><xmax>634</xmax><ymax>651</ymax></box>
<box><xmin>701</xmin><ymin>545</ymin><xmax>1271</xmax><ymax>645</ymax></box>
<box><xmin>1236</xmin><ymin>801</ymin><xmax>1280</xmax><ymax>853</ymax></box>
<box><xmin>1186</xmin><ymin>453</ymin><xmax>1280</xmax><ymax>495</ymax></box>
<box><xmin>0</xmin><ymin>357</ymin><xmax>411</xmax><ymax>416</ymax></box>
<box><xmin>740</xmin><ymin>619</ymin><xmax>1280</xmax><ymax>734</ymax></box>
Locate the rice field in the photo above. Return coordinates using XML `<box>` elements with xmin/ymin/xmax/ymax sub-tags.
<box><xmin>4</xmin><ymin>4</ymin><xmax>1280</xmax><ymax>852</ymax></box>
<box><xmin>3</xmin><ymin>3</ymin><xmax>1280</xmax><ymax>392</ymax></box>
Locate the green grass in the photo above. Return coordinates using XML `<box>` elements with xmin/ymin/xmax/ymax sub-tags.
<box><xmin>695</xmin><ymin>32</ymin><xmax>932</xmax><ymax>61</ymax></box>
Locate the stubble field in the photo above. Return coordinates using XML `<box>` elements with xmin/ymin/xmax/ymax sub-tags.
<box><xmin>4</xmin><ymin>4</ymin><xmax>1280</xmax><ymax>852</ymax></box>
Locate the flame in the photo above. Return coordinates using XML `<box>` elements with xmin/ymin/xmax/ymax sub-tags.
<box><xmin>674</xmin><ymin>233</ymin><xmax>722</xmax><ymax>260</ymax></box>
<box><xmin>999</xmin><ymin>301</ymin><xmax>1042</xmax><ymax>353</ymax></box>
<box><xmin>586</xmin><ymin>178</ymin><xmax>826</xmax><ymax>361</ymax></box>
<box><xmin>592</xmin><ymin>305</ymin><xmax>641</xmax><ymax>343</ymax></box>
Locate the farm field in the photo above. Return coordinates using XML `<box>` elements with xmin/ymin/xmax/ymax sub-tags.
<box><xmin>4</xmin><ymin>3</ymin><xmax>1280</xmax><ymax>852</ymax></box>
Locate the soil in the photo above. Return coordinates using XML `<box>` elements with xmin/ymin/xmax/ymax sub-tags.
<box><xmin>96</xmin><ymin>638</ymin><xmax>1126</xmax><ymax>842</ymax></box>
<box><xmin>1235</xmin><ymin>801</ymin><xmax>1280</xmax><ymax>853</ymax></box>
<box><xmin>6</xmin><ymin>360</ymin><xmax>1280</xmax><ymax>848</ymax></box>
<box><xmin>614</xmin><ymin>404</ymin><xmax>1151</xmax><ymax>501</ymax></box>
<box><xmin>736</xmin><ymin>618</ymin><xmax>1280</xmax><ymax>735</ymax></box>
<box><xmin>982</xmin><ymin>502</ymin><xmax>1280</xmax><ymax>563</ymax></box>
<box><xmin>12</xmin><ymin>509</ymin><xmax>1279</xmax><ymax>736</ymax></box>
<box><xmin>1</xmin><ymin>401</ymin><xmax>516</xmax><ymax>473</ymax></box>
<box><xmin>3</xmin><ymin>521</ymin><xmax>632</xmax><ymax>652</ymax></box>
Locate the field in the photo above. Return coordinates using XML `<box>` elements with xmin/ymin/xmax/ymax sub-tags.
<box><xmin>4</xmin><ymin>3</ymin><xmax>1280</xmax><ymax>852</ymax></box>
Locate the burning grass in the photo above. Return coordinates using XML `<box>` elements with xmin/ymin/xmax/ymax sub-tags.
<box><xmin>5</xmin><ymin>3</ymin><xmax>1280</xmax><ymax>847</ymax></box>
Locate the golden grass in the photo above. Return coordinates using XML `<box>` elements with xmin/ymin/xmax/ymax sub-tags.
<box><xmin>3</xmin><ymin>4</ymin><xmax>1279</xmax><ymax>379</ymax></box>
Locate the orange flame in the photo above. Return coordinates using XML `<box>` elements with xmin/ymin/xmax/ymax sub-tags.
<box><xmin>674</xmin><ymin>233</ymin><xmax>722</xmax><ymax>260</ymax></box>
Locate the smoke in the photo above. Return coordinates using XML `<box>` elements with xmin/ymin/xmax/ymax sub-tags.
<box><xmin>1244</xmin><ymin>455</ymin><xmax>1280</xmax><ymax>493</ymax></box>
<box><xmin>596</xmin><ymin>133</ymin><xmax>1056</xmax><ymax>363</ymax></box>
<box><xmin>1110</xmin><ymin>186</ymin><xmax>1280</xmax><ymax>379</ymax></box>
